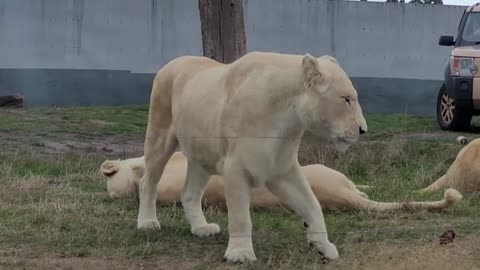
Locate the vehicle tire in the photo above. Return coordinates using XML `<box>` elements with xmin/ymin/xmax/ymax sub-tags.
<box><xmin>436</xmin><ymin>84</ymin><xmax>472</xmax><ymax>131</ymax></box>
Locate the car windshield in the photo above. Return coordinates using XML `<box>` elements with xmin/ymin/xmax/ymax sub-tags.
<box><xmin>461</xmin><ymin>12</ymin><xmax>480</xmax><ymax>44</ymax></box>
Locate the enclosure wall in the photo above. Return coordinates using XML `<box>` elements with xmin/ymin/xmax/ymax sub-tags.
<box><xmin>0</xmin><ymin>0</ymin><xmax>465</xmax><ymax>115</ymax></box>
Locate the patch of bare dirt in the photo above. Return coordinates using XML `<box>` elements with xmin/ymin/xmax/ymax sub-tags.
<box><xmin>40</xmin><ymin>136</ymin><xmax>144</xmax><ymax>156</ymax></box>
<box><xmin>0</xmin><ymin>243</ymin><xmax>216</xmax><ymax>270</ymax></box>
<box><xmin>0</xmin><ymin>250</ymin><xmax>201</xmax><ymax>270</ymax></box>
<box><xmin>2</xmin><ymin>236</ymin><xmax>479</xmax><ymax>270</ymax></box>
<box><xmin>398</xmin><ymin>132</ymin><xmax>453</xmax><ymax>140</ymax></box>
<box><xmin>88</xmin><ymin>119</ymin><xmax>115</xmax><ymax>128</ymax></box>
<box><xmin>336</xmin><ymin>235</ymin><xmax>480</xmax><ymax>270</ymax></box>
<box><xmin>386</xmin><ymin>130</ymin><xmax>480</xmax><ymax>144</ymax></box>
<box><xmin>0</xmin><ymin>131</ymin><xmax>145</xmax><ymax>157</ymax></box>
<box><xmin>366</xmin><ymin>131</ymin><xmax>460</xmax><ymax>142</ymax></box>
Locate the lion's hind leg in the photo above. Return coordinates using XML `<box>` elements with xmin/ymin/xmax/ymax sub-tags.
<box><xmin>266</xmin><ymin>167</ymin><xmax>339</xmax><ymax>261</ymax></box>
<box><xmin>182</xmin><ymin>160</ymin><xmax>220</xmax><ymax>237</ymax></box>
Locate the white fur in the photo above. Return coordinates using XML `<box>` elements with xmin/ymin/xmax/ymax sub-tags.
<box><xmin>136</xmin><ymin>52</ymin><xmax>368</xmax><ymax>263</ymax></box>
<box><xmin>101</xmin><ymin>152</ymin><xmax>462</xmax><ymax>212</ymax></box>
<box><xmin>420</xmin><ymin>138</ymin><xmax>480</xmax><ymax>194</ymax></box>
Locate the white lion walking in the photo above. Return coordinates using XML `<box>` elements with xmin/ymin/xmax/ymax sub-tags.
<box><xmin>136</xmin><ymin>52</ymin><xmax>368</xmax><ymax>263</ymax></box>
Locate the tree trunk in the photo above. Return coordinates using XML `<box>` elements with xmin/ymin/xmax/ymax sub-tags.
<box><xmin>198</xmin><ymin>0</ymin><xmax>246</xmax><ymax>64</ymax></box>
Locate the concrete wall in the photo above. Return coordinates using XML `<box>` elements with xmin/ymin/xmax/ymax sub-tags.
<box><xmin>244</xmin><ymin>0</ymin><xmax>465</xmax><ymax>115</ymax></box>
<box><xmin>0</xmin><ymin>0</ymin><xmax>468</xmax><ymax>115</ymax></box>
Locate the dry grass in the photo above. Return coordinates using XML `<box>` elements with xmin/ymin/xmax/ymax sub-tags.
<box><xmin>335</xmin><ymin>239</ymin><xmax>480</xmax><ymax>270</ymax></box>
<box><xmin>0</xmin><ymin>106</ymin><xmax>480</xmax><ymax>269</ymax></box>
<box><xmin>299</xmin><ymin>138</ymin><xmax>460</xmax><ymax>195</ymax></box>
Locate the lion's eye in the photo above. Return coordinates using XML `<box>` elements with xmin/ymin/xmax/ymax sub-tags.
<box><xmin>343</xmin><ymin>96</ymin><xmax>351</xmax><ymax>105</ymax></box>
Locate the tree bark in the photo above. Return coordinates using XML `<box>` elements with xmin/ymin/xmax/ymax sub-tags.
<box><xmin>198</xmin><ymin>0</ymin><xmax>247</xmax><ymax>64</ymax></box>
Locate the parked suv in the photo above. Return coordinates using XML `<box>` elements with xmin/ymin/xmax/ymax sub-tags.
<box><xmin>437</xmin><ymin>3</ymin><xmax>480</xmax><ymax>131</ymax></box>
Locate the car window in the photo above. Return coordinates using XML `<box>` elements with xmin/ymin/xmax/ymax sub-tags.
<box><xmin>462</xmin><ymin>12</ymin><xmax>480</xmax><ymax>43</ymax></box>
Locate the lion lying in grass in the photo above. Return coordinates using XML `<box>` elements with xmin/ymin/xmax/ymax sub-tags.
<box><xmin>420</xmin><ymin>138</ymin><xmax>480</xmax><ymax>195</ymax></box>
<box><xmin>100</xmin><ymin>152</ymin><xmax>462</xmax><ymax>212</ymax></box>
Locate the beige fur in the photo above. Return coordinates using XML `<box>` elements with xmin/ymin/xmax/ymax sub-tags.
<box><xmin>100</xmin><ymin>152</ymin><xmax>462</xmax><ymax>212</ymax></box>
<box><xmin>137</xmin><ymin>52</ymin><xmax>368</xmax><ymax>262</ymax></box>
<box><xmin>420</xmin><ymin>138</ymin><xmax>480</xmax><ymax>194</ymax></box>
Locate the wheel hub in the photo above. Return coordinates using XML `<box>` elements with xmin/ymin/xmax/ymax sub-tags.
<box><xmin>441</xmin><ymin>92</ymin><xmax>455</xmax><ymax>124</ymax></box>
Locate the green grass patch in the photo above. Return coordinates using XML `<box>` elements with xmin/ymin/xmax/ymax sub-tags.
<box><xmin>0</xmin><ymin>105</ymin><xmax>456</xmax><ymax>138</ymax></box>
<box><xmin>9</xmin><ymin>154</ymin><xmax>99</xmax><ymax>177</ymax></box>
<box><xmin>0</xmin><ymin>105</ymin><xmax>148</xmax><ymax>136</ymax></box>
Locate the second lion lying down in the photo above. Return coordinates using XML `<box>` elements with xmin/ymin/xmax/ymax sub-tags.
<box><xmin>100</xmin><ymin>151</ymin><xmax>462</xmax><ymax>212</ymax></box>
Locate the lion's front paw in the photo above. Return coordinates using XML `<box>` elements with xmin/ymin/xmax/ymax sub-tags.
<box><xmin>191</xmin><ymin>223</ymin><xmax>220</xmax><ymax>237</ymax></box>
<box><xmin>224</xmin><ymin>247</ymin><xmax>257</xmax><ymax>263</ymax></box>
<box><xmin>311</xmin><ymin>241</ymin><xmax>339</xmax><ymax>261</ymax></box>
<box><xmin>137</xmin><ymin>219</ymin><xmax>161</xmax><ymax>230</ymax></box>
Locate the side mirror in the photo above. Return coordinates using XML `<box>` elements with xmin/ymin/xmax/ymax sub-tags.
<box><xmin>439</xmin><ymin>35</ymin><xmax>455</xmax><ymax>46</ymax></box>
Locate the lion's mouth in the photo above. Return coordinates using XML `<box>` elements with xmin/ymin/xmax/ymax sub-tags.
<box><xmin>336</xmin><ymin>137</ymin><xmax>356</xmax><ymax>145</ymax></box>
<box><xmin>103</xmin><ymin>171</ymin><xmax>118</xmax><ymax>177</ymax></box>
<box><xmin>332</xmin><ymin>138</ymin><xmax>355</xmax><ymax>154</ymax></box>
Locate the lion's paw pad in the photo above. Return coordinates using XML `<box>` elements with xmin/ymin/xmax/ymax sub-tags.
<box><xmin>192</xmin><ymin>223</ymin><xmax>220</xmax><ymax>237</ymax></box>
<box><xmin>137</xmin><ymin>219</ymin><xmax>161</xmax><ymax>230</ymax></box>
<box><xmin>224</xmin><ymin>248</ymin><xmax>257</xmax><ymax>263</ymax></box>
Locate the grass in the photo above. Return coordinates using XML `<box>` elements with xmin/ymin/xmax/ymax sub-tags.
<box><xmin>0</xmin><ymin>106</ymin><xmax>480</xmax><ymax>269</ymax></box>
<box><xmin>0</xmin><ymin>105</ymin><xmax>451</xmax><ymax>137</ymax></box>
<box><xmin>0</xmin><ymin>105</ymin><xmax>148</xmax><ymax>137</ymax></box>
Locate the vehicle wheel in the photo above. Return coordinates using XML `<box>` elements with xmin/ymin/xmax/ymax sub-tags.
<box><xmin>436</xmin><ymin>84</ymin><xmax>472</xmax><ymax>131</ymax></box>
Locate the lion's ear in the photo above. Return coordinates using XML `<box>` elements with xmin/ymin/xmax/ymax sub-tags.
<box><xmin>131</xmin><ymin>164</ymin><xmax>145</xmax><ymax>179</ymax></box>
<box><xmin>302</xmin><ymin>54</ymin><xmax>327</xmax><ymax>93</ymax></box>
<box><xmin>320</xmin><ymin>55</ymin><xmax>338</xmax><ymax>65</ymax></box>
<box><xmin>100</xmin><ymin>160</ymin><xmax>120</xmax><ymax>177</ymax></box>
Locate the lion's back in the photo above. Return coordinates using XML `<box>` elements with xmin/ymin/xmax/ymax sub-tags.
<box><xmin>155</xmin><ymin>52</ymin><xmax>301</xmax><ymax>102</ymax></box>
<box><xmin>447</xmin><ymin>138</ymin><xmax>480</xmax><ymax>192</ymax></box>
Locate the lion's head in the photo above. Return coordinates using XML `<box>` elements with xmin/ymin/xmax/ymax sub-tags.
<box><xmin>297</xmin><ymin>54</ymin><xmax>367</xmax><ymax>153</ymax></box>
<box><xmin>99</xmin><ymin>157</ymin><xmax>144</xmax><ymax>199</ymax></box>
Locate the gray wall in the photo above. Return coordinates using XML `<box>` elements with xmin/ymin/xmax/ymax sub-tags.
<box><xmin>0</xmin><ymin>0</ymin><xmax>468</xmax><ymax>115</ymax></box>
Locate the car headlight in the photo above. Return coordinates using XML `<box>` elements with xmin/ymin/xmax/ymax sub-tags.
<box><xmin>451</xmin><ymin>56</ymin><xmax>478</xmax><ymax>77</ymax></box>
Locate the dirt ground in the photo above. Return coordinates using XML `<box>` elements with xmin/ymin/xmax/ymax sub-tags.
<box><xmin>1</xmin><ymin>129</ymin><xmax>465</xmax><ymax>157</ymax></box>
<box><xmin>1</xmin><ymin>237</ymin><xmax>479</xmax><ymax>270</ymax></box>
<box><xmin>0</xmin><ymin>248</ymin><xmax>199</xmax><ymax>270</ymax></box>
<box><xmin>0</xmin><ymin>131</ymin><xmax>145</xmax><ymax>157</ymax></box>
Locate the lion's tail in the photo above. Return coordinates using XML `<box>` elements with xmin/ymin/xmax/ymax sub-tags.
<box><xmin>353</xmin><ymin>188</ymin><xmax>462</xmax><ymax>212</ymax></box>
<box><xmin>144</xmin><ymin>62</ymin><xmax>178</xmax><ymax>157</ymax></box>
<box><xmin>139</xmin><ymin>61</ymin><xmax>180</xmax><ymax>204</ymax></box>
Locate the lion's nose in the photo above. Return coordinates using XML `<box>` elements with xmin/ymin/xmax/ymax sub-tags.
<box><xmin>359</xmin><ymin>127</ymin><xmax>366</xmax><ymax>135</ymax></box>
